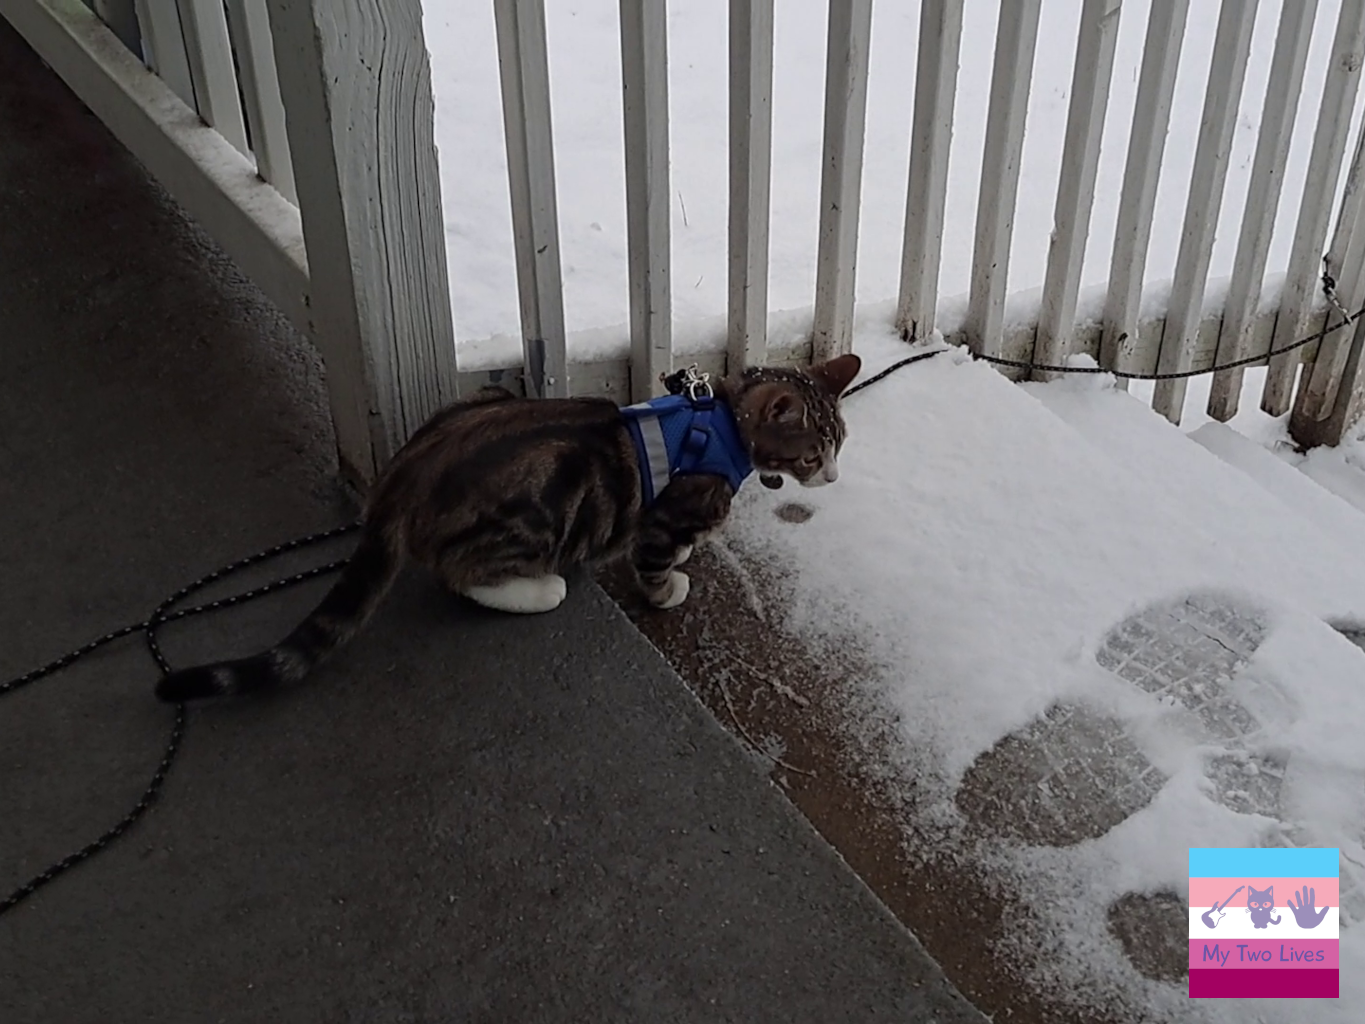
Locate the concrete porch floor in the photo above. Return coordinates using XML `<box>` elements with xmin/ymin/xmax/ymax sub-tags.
<box><xmin>0</xmin><ymin>20</ymin><xmax>984</xmax><ymax>1023</ymax></box>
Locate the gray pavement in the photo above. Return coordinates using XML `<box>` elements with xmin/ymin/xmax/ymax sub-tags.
<box><xmin>0</xmin><ymin>19</ymin><xmax>983</xmax><ymax>1024</ymax></box>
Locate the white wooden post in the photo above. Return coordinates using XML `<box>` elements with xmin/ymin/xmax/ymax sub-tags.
<box><xmin>224</xmin><ymin>0</ymin><xmax>295</xmax><ymax>201</ymax></box>
<box><xmin>1261</xmin><ymin>0</ymin><xmax>1365</xmax><ymax>416</ymax></box>
<box><xmin>133</xmin><ymin>0</ymin><xmax>195</xmax><ymax>108</ymax></box>
<box><xmin>1290</xmin><ymin>315</ymin><xmax>1365</xmax><ymax>446</ymax></box>
<box><xmin>1099</xmin><ymin>0</ymin><xmax>1189</xmax><ymax>388</ymax></box>
<box><xmin>176</xmin><ymin>0</ymin><xmax>249</xmax><ymax>156</ymax></box>
<box><xmin>266</xmin><ymin>0</ymin><xmax>460</xmax><ymax>484</ymax></box>
<box><xmin>494</xmin><ymin>0</ymin><xmax>569</xmax><ymax>399</ymax></box>
<box><xmin>1032</xmin><ymin>0</ymin><xmax>1123</xmax><ymax>380</ymax></box>
<box><xmin>1205</xmin><ymin>0</ymin><xmax>1318</xmax><ymax>421</ymax></box>
<box><xmin>727</xmin><ymin>0</ymin><xmax>775</xmax><ymax>372</ymax></box>
<box><xmin>895</xmin><ymin>0</ymin><xmax>963</xmax><ymax>345</ymax></box>
<box><xmin>1325</xmin><ymin>125</ymin><xmax>1365</xmax><ymax>309</ymax></box>
<box><xmin>1292</xmin><ymin>123</ymin><xmax>1365</xmax><ymax>438</ymax></box>
<box><xmin>963</xmin><ymin>0</ymin><xmax>1042</xmax><ymax>365</ymax></box>
<box><xmin>811</xmin><ymin>0</ymin><xmax>874</xmax><ymax>362</ymax></box>
<box><xmin>1151</xmin><ymin>0</ymin><xmax>1259</xmax><ymax>425</ymax></box>
<box><xmin>620</xmin><ymin>0</ymin><xmax>672</xmax><ymax>401</ymax></box>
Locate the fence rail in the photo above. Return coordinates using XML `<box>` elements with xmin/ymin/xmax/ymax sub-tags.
<box><xmin>10</xmin><ymin>0</ymin><xmax>1365</xmax><ymax>461</ymax></box>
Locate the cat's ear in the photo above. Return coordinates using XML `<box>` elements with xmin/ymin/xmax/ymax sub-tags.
<box><xmin>809</xmin><ymin>354</ymin><xmax>862</xmax><ymax>397</ymax></box>
<box><xmin>766</xmin><ymin>391</ymin><xmax>807</xmax><ymax>425</ymax></box>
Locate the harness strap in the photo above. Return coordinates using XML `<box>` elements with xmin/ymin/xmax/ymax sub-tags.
<box><xmin>621</xmin><ymin>393</ymin><xmax>752</xmax><ymax>505</ymax></box>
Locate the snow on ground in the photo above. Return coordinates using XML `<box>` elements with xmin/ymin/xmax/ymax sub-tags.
<box><xmin>425</xmin><ymin>0</ymin><xmax>1365</xmax><ymax>371</ymax></box>
<box><xmin>717</xmin><ymin>328</ymin><xmax>1365</xmax><ymax>1021</ymax></box>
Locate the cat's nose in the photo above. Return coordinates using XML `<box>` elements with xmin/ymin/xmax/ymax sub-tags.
<box><xmin>821</xmin><ymin>460</ymin><xmax>839</xmax><ymax>483</ymax></box>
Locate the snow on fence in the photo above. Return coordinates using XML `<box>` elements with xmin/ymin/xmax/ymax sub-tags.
<box><xmin>9</xmin><ymin>0</ymin><xmax>1365</xmax><ymax>480</ymax></box>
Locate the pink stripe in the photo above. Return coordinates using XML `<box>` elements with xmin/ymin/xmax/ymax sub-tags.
<box><xmin>1188</xmin><ymin>877</ymin><xmax>1338</xmax><ymax>908</ymax></box>
<box><xmin>1190</xmin><ymin>968</ymin><xmax>1339</xmax><ymax>998</ymax></box>
<box><xmin>1189</xmin><ymin>940</ymin><xmax>1339</xmax><ymax>970</ymax></box>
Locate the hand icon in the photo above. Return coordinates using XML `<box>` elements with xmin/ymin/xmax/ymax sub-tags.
<box><xmin>1286</xmin><ymin>886</ymin><xmax>1330</xmax><ymax>929</ymax></box>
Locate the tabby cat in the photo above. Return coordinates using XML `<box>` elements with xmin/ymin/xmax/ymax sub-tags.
<box><xmin>155</xmin><ymin>355</ymin><xmax>861</xmax><ymax>702</ymax></box>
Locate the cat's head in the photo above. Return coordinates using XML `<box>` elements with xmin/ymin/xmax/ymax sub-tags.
<box><xmin>1249</xmin><ymin>885</ymin><xmax>1275</xmax><ymax>909</ymax></box>
<box><xmin>728</xmin><ymin>354</ymin><xmax>861</xmax><ymax>488</ymax></box>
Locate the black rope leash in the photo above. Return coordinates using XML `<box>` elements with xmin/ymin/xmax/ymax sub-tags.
<box><xmin>5</xmin><ymin>270</ymin><xmax>1360</xmax><ymax>916</ymax></box>
<box><xmin>0</xmin><ymin>521</ymin><xmax>359</xmax><ymax>916</ymax></box>
<box><xmin>870</xmin><ymin>265</ymin><xmax>1365</xmax><ymax>387</ymax></box>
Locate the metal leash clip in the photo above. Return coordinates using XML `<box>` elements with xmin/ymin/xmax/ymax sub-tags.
<box><xmin>660</xmin><ymin>363</ymin><xmax>714</xmax><ymax>401</ymax></box>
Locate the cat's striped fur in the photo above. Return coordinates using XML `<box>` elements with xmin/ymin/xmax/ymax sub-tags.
<box><xmin>154</xmin><ymin>355</ymin><xmax>860</xmax><ymax>702</ymax></box>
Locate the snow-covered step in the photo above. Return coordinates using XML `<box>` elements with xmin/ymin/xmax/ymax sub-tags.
<box><xmin>1024</xmin><ymin>375</ymin><xmax>1365</xmax><ymax>627</ymax></box>
<box><xmin>1297</xmin><ymin>443</ymin><xmax>1365</xmax><ymax>516</ymax></box>
<box><xmin>1187</xmin><ymin>421</ymin><xmax>1365</xmax><ymax>558</ymax></box>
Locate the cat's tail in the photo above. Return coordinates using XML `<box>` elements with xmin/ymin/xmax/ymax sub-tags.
<box><xmin>154</xmin><ymin>526</ymin><xmax>403</xmax><ymax>702</ymax></box>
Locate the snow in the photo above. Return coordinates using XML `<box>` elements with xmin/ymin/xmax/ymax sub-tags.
<box><xmin>715</xmin><ymin>329</ymin><xmax>1365</xmax><ymax>1020</ymax></box>
<box><xmin>420</xmin><ymin>1</ymin><xmax>1365</xmax><ymax>1017</ymax></box>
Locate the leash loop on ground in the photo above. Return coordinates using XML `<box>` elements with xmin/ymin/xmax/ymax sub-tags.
<box><xmin>0</xmin><ymin>521</ymin><xmax>361</xmax><ymax>916</ymax></box>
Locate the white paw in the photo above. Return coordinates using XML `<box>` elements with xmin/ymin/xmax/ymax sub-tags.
<box><xmin>673</xmin><ymin>544</ymin><xmax>694</xmax><ymax>566</ymax></box>
<box><xmin>654</xmin><ymin>570</ymin><xmax>690</xmax><ymax>610</ymax></box>
<box><xmin>466</xmin><ymin>574</ymin><xmax>568</xmax><ymax>614</ymax></box>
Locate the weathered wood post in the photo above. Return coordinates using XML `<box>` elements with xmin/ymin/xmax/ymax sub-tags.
<box><xmin>620</xmin><ymin>0</ymin><xmax>673</xmax><ymax>401</ymax></box>
<box><xmin>1290</xmin><ymin>319</ymin><xmax>1365</xmax><ymax>447</ymax></box>
<box><xmin>810</xmin><ymin>0</ymin><xmax>873</xmax><ymax>362</ymax></box>
<box><xmin>266</xmin><ymin>0</ymin><xmax>460</xmax><ymax>486</ymax></box>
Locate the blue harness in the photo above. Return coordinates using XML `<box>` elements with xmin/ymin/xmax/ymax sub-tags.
<box><xmin>620</xmin><ymin>387</ymin><xmax>754</xmax><ymax>506</ymax></box>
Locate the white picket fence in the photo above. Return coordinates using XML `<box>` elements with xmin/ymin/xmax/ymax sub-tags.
<box><xmin>6</xmin><ymin>0</ymin><xmax>1365</xmax><ymax>482</ymax></box>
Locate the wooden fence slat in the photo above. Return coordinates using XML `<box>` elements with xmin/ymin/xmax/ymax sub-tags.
<box><xmin>619</xmin><ymin>0</ymin><xmax>672</xmax><ymax>401</ymax></box>
<box><xmin>895</xmin><ymin>0</ymin><xmax>963</xmax><ymax>345</ymax></box>
<box><xmin>1151</xmin><ymin>0</ymin><xmax>1259</xmax><ymax>424</ymax></box>
<box><xmin>1032</xmin><ymin>0</ymin><xmax>1123</xmax><ymax>380</ymax></box>
<box><xmin>267</xmin><ymin>0</ymin><xmax>460</xmax><ymax>483</ymax></box>
<box><xmin>963</xmin><ymin>0</ymin><xmax>1042</xmax><ymax>365</ymax></box>
<box><xmin>811</xmin><ymin>0</ymin><xmax>874</xmax><ymax>361</ymax></box>
<box><xmin>1099</xmin><ymin>0</ymin><xmax>1190</xmax><ymax>390</ymax></box>
<box><xmin>1293</xmin><ymin>117</ymin><xmax>1365</xmax><ymax>426</ymax></box>
<box><xmin>1326</xmin><ymin>125</ymin><xmax>1365</xmax><ymax>303</ymax></box>
<box><xmin>224</xmin><ymin>0</ymin><xmax>296</xmax><ymax>202</ymax></box>
<box><xmin>494</xmin><ymin>0</ymin><xmax>569</xmax><ymax>399</ymax></box>
<box><xmin>176</xmin><ymin>0</ymin><xmax>250</xmax><ymax>156</ymax></box>
<box><xmin>132</xmin><ymin>0</ymin><xmax>195</xmax><ymax>108</ymax></box>
<box><xmin>1206</xmin><ymin>0</ymin><xmax>1318</xmax><ymax>421</ymax></box>
<box><xmin>1261</xmin><ymin>0</ymin><xmax>1365</xmax><ymax>416</ymax></box>
<box><xmin>727</xmin><ymin>0</ymin><xmax>775</xmax><ymax>372</ymax></box>
<box><xmin>1290</xmin><ymin>316</ymin><xmax>1365</xmax><ymax>444</ymax></box>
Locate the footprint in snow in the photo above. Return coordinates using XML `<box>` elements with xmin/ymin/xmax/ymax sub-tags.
<box><xmin>953</xmin><ymin>589</ymin><xmax>1365</xmax><ymax>981</ymax></box>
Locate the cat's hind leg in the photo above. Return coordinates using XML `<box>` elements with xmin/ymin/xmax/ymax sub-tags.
<box><xmin>464</xmin><ymin>574</ymin><xmax>568</xmax><ymax>614</ymax></box>
<box><xmin>435</xmin><ymin>552</ymin><xmax>567</xmax><ymax>614</ymax></box>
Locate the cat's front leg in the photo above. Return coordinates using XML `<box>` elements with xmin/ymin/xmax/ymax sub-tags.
<box><xmin>634</xmin><ymin>477</ymin><xmax>731</xmax><ymax>609</ymax></box>
<box><xmin>634</xmin><ymin>522</ymin><xmax>691</xmax><ymax>609</ymax></box>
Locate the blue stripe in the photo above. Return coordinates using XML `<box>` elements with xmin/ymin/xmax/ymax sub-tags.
<box><xmin>1189</xmin><ymin>847</ymin><xmax>1339</xmax><ymax>878</ymax></box>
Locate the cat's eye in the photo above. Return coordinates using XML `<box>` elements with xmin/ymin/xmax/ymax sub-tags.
<box><xmin>800</xmin><ymin>454</ymin><xmax>820</xmax><ymax>467</ymax></box>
